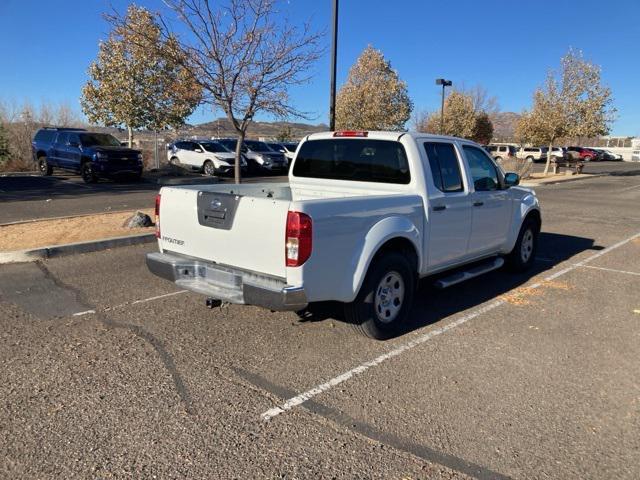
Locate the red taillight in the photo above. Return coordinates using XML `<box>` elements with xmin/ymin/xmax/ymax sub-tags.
<box><xmin>333</xmin><ymin>130</ymin><xmax>368</xmax><ymax>137</ymax></box>
<box><xmin>286</xmin><ymin>211</ymin><xmax>312</xmax><ymax>267</ymax></box>
<box><xmin>155</xmin><ymin>194</ymin><xmax>161</xmax><ymax>238</ymax></box>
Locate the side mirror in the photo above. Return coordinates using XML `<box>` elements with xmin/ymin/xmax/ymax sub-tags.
<box><xmin>504</xmin><ymin>172</ymin><xmax>520</xmax><ymax>187</ymax></box>
<box><xmin>194</xmin><ymin>148</ymin><xmax>202</xmax><ymax>153</ymax></box>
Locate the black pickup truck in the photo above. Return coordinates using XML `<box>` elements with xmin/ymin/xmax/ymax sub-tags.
<box><xmin>32</xmin><ymin>127</ymin><xmax>143</xmax><ymax>183</ymax></box>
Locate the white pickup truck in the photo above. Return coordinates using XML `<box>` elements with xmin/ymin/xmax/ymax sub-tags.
<box><xmin>147</xmin><ymin>131</ymin><xmax>541</xmax><ymax>339</ymax></box>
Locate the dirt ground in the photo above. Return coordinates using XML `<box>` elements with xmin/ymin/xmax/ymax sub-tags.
<box><xmin>0</xmin><ymin>210</ymin><xmax>154</xmax><ymax>251</ymax></box>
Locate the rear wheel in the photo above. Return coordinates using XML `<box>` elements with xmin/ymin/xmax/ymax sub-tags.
<box><xmin>495</xmin><ymin>156</ymin><xmax>503</xmax><ymax>162</ymax></box>
<box><xmin>584</xmin><ymin>155</ymin><xmax>592</xmax><ymax>162</ymax></box>
<box><xmin>525</xmin><ymin>156</ymin><xmax>534</xmax><ymax>163</ymax></box>
<box><xmin>344</xmin><ymin>252</ymin><xmax>415</xmax><ymax>340</ymax></box>
<box><xmin>38</xmin><ymin>156</ymin><xmax>53</xmax><ymax>176</ymax></box>
<box><xmin>203</xmin><ymin>160</ymin><xmax>216</xmax><ymax>176</ymax></box>
<box><xmin>506</xmin><ymin>217</ymin><xmax>538</xmax><ymax>272</ymax></box>
<box><xmin>81</xmin><ymin>162</ymin><xmax>97</xmax><ymax>183</ymax></box>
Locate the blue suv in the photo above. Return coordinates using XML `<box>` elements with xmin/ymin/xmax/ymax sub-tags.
<box><xmin>32</xmin><ymin>128</ymin><xmax>144</xmax><ymax>183</ymax></box>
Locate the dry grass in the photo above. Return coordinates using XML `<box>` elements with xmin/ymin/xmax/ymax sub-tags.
<box><xmin>0</xmin><ymin>210</ymin><xmax>154</xmax><ymax>251</ymax></box>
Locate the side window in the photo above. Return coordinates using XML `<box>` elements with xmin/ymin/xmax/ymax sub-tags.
<box><xmin>423</xmin><ymin>142</ymin><xmax>464</xmax><ymax>193</ymax></box>
<box><xmin>68</xmin><ymin>133</ymin><xmax>80</xmax><ymax>146</ymax></box>
<box><xmin>463</xmin><ymin>145</ymin><xmax>500</xmax><ymax>192</ymax></box>
<box><xmin>56</xmin><ymin>132</ymin><xmax>69</xmax><ymax>145</ymax></box>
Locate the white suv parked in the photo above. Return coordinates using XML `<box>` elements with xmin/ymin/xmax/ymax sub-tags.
<box><xmin>168</xmin><ymin>140</ymin><xmax>246</xmax><ymax>176</ymax></box>
<box><xmin>517</xmin><ymin>147</ymin><xmax>548</xmax><ymax>163</ymax></box>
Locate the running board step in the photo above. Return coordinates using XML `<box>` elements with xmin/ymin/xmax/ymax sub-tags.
<box><xmin>434</xmin><ymin>257</ymin><xmax>504</xmax><ymax>289</ymax></box>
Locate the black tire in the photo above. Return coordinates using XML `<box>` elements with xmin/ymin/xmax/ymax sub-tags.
<box><xmin>525</xmin><ymin>156</ymin><xmax>534</xmax><ymax>163</ymax></box>
<box><xmin>203</xmin><ymin>160</ymin><xmax>216</xmax><ymax>176</ymax></box>
<box><xmin>80</xmin><ymin>162</ymin><xmax>97</xmax><ymax>184</ymax></box>
<box><xmin>344</xmin><ymin>252</ymin><xmax>416</xmax><ymax>340</ymax></box>
<box><xmin>506</xmin><ymin>217</ymin><xmax>539</xmax><ymax>272</ymax></box>
<box><xmin>169</xmin><ymin>156</ymin><xmax>180</xmax><ymax>166</ymax></box>
<box><xmin>38</xmin><ymin>156</ymin><xmax>53</xmax><ymax>176</ymax></box>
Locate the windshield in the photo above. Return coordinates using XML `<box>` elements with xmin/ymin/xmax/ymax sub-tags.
<box><xmin>244</xmin><ymin>140</ymin><xmax>273</xmax><ymax>152</ymax></box>
<box><xmin>80</xmin><ymin>133</ymin><xmax>122</xmax><ymax>147</ymax></box>
<box><xmin>218</xmin><ymin>139</ymin><xmax>237</xmax><ymax>150</ymax></box>
<box><xmin>200</xmin><ymin>142</ymin><xmax>229</xmax><ymax>153</ymax></box>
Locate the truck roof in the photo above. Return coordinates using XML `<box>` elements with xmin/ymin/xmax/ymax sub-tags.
<box><xmin>304</xmin><ymin>130</ymin><xmax>478</xmax><ymax>144</ymax></box>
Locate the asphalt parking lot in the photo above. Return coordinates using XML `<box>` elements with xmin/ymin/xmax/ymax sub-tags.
<box><xmin>1</xmin><ymin>168</ymin><xmax>639</xmax><ymax>478</ymax></box>
<box><xmin>0</xmin><ymin>170</ymin><xmax>287</xmax><ymax>224</ymax></box>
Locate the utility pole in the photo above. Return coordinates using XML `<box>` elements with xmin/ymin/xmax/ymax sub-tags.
<box><xmin>435</xmin><ymin>78</ymin><xmax>452</xmax><ymax>135</ymax></box>
<box><xmin>329</xmin><ymin>0</ymin><xmax>339</xmax><ymax>131</ymax></box>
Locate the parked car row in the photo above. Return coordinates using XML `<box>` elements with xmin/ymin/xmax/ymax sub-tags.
<box><xmin>167</xmin><ymin>138</ymin><xmax>299</xmax><ymax>176</ymax></box>
<box><xmin>484</xmin><ymin>143</ymin><xmax>624</xmax><ymax>163</ymax></box>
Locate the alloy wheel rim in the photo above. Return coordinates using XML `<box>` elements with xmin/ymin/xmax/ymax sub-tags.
<box><xmin>374</xmin><ymin>271</ymin><xmax>405</xmax><ymax>324</ymax></box>
<box><xmin>205</xmin><ymin>163</ymin><xmax>214</xmax><ymax>175</ymax></box>
<box><xmin>521</xmin><ymin>229</ymin><xmax>534</xmax><ymax>263</ymax></box>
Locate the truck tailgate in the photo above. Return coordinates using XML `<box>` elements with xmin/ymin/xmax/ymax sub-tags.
<box><xmin>158</xmin><ymin>187</ymin><xmax>291</xmax><ymax>279</ymax></box>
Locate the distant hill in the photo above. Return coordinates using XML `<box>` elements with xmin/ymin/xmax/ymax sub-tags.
<box><xmin>490</xmin><ymin>112</ymin><xmax>521</xmax><ymax>142</ymax></box>
<box><xmin>185</xmin><ymin>118</ymin><xmax>328</xmax><ymax>140</ymax></box>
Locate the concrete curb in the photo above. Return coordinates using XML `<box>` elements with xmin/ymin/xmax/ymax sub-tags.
<box><xmin>520</xmin><ymin>173</ymin><xmax>606</xmax><ymax>187</ymax></box>
<box><xmin>0</xmin><ymin>233</ymin><xmax>155</xmax><ymax>264</ymax></box>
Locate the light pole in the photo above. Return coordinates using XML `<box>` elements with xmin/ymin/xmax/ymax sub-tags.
<box><xmin>329</xmin><ymin>0</ymin><xmax>339</xmax><ymax>131</ymax></box>
<box><xmin>435</xmin><ymin>78</ymin><xmax>452</xmax><ymax>134</ymax></box>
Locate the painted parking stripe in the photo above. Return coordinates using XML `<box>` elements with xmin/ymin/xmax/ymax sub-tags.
<box><xmin>130</xmin><ymin>290</ymin><xmax>188</xmax><ymax>305</ymax></box>
<box><xmin>72</xmin><ymin>290</ymin><xmax>188</xmax><ymax>316</ymax></box>
<box><xmin>261</xmin><ymin>230</ymin><xmax>640</xmax><ymax>421</ymax></box>
<box><xmin>579</xmin><ymin>264</ymin><xmax>640</xmax><ymax>277</ymax></box>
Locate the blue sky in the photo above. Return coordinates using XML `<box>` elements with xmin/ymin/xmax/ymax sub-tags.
<box><xmin>1</xmin><ymin>0</ymin><xmax>638</xmax><ymax>135</ymax></box>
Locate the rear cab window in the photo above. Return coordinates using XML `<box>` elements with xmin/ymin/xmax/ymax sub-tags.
<box><xmin>292</xmin><ymin>139</ymin><xmax>410</xmax><ymax>184</ymax></box>
<box><xmin>423</xmin><ymin>142</ymin><xmax>464</xmax><ymax>193</ymax></box>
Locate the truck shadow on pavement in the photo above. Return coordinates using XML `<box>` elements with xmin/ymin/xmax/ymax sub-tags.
<box><xmin>300</xmin><ymin>232</ymin><xmax>600</xmax><ymax>339</ymax></box>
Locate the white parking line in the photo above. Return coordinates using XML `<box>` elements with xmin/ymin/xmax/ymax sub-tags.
<box><xmin>619</xmin><ymin>184</ymin><xmax>640</xmax><ymax>193</ymax></box>
<box><xmin>261</xmin><ymin>230</ymin><xmax>640</xmax><ymax>421</ymax></box>
<box><xmin>72</xmin><ymin>290</ymin><xmax>188</xmax><ymax>316</ymax></box>
<box><xmin>130</xmin><ymin>290</ymin><xmax>188</xmax><ymax>305</ymax></box>
<box><xmin>579</xmin><ymin>264</ymin><xmax>640</xmax><ymax>277</ymax></box>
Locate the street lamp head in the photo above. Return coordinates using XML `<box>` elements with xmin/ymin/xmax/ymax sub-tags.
<box><xmin>435</xmin><ymin>78</ymin><xmax>453</xmax><ymax>86</ymax></box>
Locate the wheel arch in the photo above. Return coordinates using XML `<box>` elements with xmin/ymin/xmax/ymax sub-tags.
<box><xmin>347</xmin><ymin>216</ymin><xmax>421</xmax><ymax>303</ymax></box>
<box><xmin>504</xmin><ymin>198</ymin><xmax>541</xmax><ymax>254</ymax></box>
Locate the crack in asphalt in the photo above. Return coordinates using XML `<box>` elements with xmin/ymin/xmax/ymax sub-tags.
<box><xmin>34</xmin><ymin>261</ymin><xmax>194</xmax><ymax>415</ymax></box>
<box><xmin>233</xmin><ymin>367</ymin><xmax>512</xmax><ymax>480</ymax></box>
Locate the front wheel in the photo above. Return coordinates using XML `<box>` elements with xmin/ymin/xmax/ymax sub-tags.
<box><xmin>38</xmin><ymin>156</ymin><xmax>53</xmax><ymax>176</ymax></box>
<box><xmin>202</xmin><ymin>160</ymin><xmax>216</xmax><ymax>176</ymax></box>
<box><xmin>526</xmin><ymin>156</ymin><xmax>534</xmax><ymax>163</ymax></box>
<box><xmin>81</xmin><ymin>162</ymin><xmax>97</xmax><ymax>184</ymax></box>
<box><xmin>506</xmin><ymin>218</ymin><xmax>538</xmax><ymax>272</ymax></box>
<box><xmin>344</xmin><ymin>252</ymin><xmax>415</xmax><ymax>340</ymax></box>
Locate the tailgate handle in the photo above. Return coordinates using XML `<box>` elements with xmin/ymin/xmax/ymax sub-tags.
<box><xmin>205</xmin><ymin>209</ymin><xmax>226</xmax><ymax>220</ymax></box>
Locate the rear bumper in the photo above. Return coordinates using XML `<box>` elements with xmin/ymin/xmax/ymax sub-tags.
<box><xmin>146</xmin><ymin>251</ymin><xmax>307</xmax><ymax>311</ymax></box>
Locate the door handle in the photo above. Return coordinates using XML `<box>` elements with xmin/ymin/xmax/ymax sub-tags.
<box><xmin>433</xmin><ymin>204</ymin><xmax>447</xmax><ymax>211</ymax></box>
<box><xmin>473</xmin><ymin>201</ymin><xmax>484</xmax><ymax>207</ymax></box>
